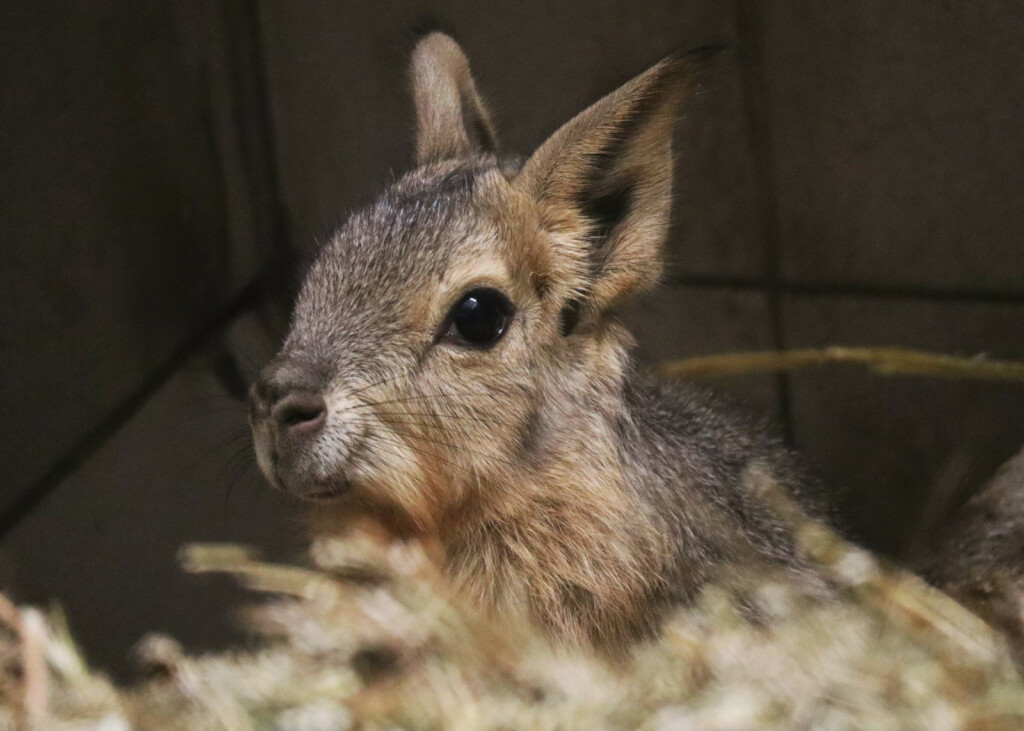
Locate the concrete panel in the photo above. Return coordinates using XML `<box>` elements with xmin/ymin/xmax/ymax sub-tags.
<box><xmin>257</xmin><ymin>0</ymin><xmax>766</xmax><ymax>277</ymax></box>
<box><xmin>0</xmin><ymin>2</ymin><xmax>273</xmax><ymax>512</ymax></box>
<box><xmin>758</xmin><ymin>2</ymin><xmax>1024</xmax><ymax>292</ymax></box>
<box><xmin>623</xmin><ymin>285</ymin><xmax>780</xmax><ymax>419</ymax></box>
<box><xmin>783</xmin><ymin>295</ymin><xmax>1024</xmax><ymax>557</ymax></box>
<box><xmin>0</xmin><ymin>313</ymin><xmax>303</xmax><ymax>677</ymax></box>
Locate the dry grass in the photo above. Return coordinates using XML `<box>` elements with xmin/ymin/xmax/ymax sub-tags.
<box><xmin>2</xmin><ymin>479</ymin><xmax>1023</xmax><ymax>730</ymax></box>
<box><xmin>657</xmin><ymin>347</ymin><xmax>1024</xmax><ymax>383</ymax></box>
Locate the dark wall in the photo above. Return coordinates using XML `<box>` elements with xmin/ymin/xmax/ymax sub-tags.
<box><xmin>1</xmin><ymin>1</ymin><xmax>1022</xmax><ymax>674</ymax></box>
<box><xmin>0</xmin><ymin>0</ymin><xmax>284</xmax><ymax>514</ymax></box>
<box><xmin>0</xmin><ymin>0</ymin><xmax>298</xmax><ymax>674</ymax></box>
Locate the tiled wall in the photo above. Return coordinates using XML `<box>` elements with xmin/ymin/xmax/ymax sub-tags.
<box><xmin>2</xmin><ymin>1</ymin><xmax>1022</xmax><ymax>674</ymax></box>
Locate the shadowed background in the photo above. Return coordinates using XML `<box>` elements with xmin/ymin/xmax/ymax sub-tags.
<box><xmin>1</xmin><ymin>0</ymin><xmax>1022</xmax><ymax>676</ymax></box>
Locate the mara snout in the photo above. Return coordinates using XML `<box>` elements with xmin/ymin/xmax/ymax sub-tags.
<box><xmin>249</xmin><ymin>356</ymin><xmax>352</xmax><ymax>502</ymax></box>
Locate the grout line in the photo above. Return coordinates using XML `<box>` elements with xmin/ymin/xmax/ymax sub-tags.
<box><xmin>778</xmin><ymin>280</ymin><xmax>1024</xmax><ymax>305</ymax></box>
<box><xmin>734</xmin><ymin>0</ymin><xmax>795</xmax><ymax>442</ymax></box>
<box><xmin>663</xmin><ymin>273</ymin><xmax>1024</xmax><ymax>305</ymax></box>
<box><xmin>0</xmin><ymin>272</ymin><xmax>279</xmax><ymax>541</ymax></box>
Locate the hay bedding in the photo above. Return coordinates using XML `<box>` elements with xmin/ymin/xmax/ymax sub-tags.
<box><xmin>4</xmin><ymin>483</ymin><xmax>1023</xmax><ymax>730</ymax></box>
<box><xmin>4</xmin><ymin>349</ymin><xmax>1024</xmax><ymax>730</ymax></box>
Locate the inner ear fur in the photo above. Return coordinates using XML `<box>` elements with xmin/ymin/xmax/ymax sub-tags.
<box><xmin>410</xmin><ymin>32</ymin><xmax>498</xmax><ymax>165</ymax></box>
<box><xmin>515</xmin><ymin>47</ymin><xmax>718</xmax><ymax>313</ymax></box>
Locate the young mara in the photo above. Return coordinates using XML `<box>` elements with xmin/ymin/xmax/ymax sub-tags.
<box><xmin>250</xmin><ymin>33</ymin><xmax>830</xmax><ymax>647</ymax></box>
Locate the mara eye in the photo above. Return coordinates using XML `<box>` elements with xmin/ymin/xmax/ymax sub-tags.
<box><xmin>444</xmin><ymin>288</ymin><xmax>513</xmax><ymax>347</ymax></box>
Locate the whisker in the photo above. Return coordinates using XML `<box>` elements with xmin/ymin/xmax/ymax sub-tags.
<box><xmin>344</xmin><ymin>391</ymin><xmax>521</xmax><ymax>416</ymax></box>
<box><xmin>221</xmin><ymin>443</ymin><xmax>256</xmax><ymax>487</ymax></box>
<box><xmin>359</xmin><ymin>428</ymin><xmax>509</xmax><ymax>482</ymax></box>
<box><xmin>344</xmin><ymin>417</ymin><xmax>512</xmax><ymax>444</ymax></box>
<box><xmin>346</xmin><ymin>417</ymin><xmax>522</xmax><ymax>471</ymax></box>
<box><xmin>349</xmin><ymin>429</ymin><xmax>463</xmax><ymax>480</ymax></box>
<box><xmin>221</xmin><ymin>448</ymin><xmax>258</xmax><ymax>520</ymax></box>
<box><xmin>353</xmin><ymin>387</ymin><xmax>522</xmax><ymax>463</ymax></box>
<box><xmin>215</xmin><ymin>441</ymin><xmax>255</xmax><ymax>482</ymax></box>
<box><xmin>181</xmin><ymin>429</ymin><xmax>254</xmax><ymax>476</ymax></box>
<box><xmin>196</xmin><ymin>405</ymin><xmax>252</xmax><ymax>417</ymax></box>
<box><xmin>348</xmin><ymin>381</ymin><xmax>529</xmax><ymax>410</ymax></box>
<box><xmin>228</xmin><ymin>346</ymin><xmax>263</xmax><ymax>376</ymax></box>
<box><xmin>344</xmin><ymin>371</ymin><xmax>408</xmax><ymax>401</ymax></box>
<box><xmin>357</xmin><ymin>410</ymin><xmax>506</xmax><ymax>426</ymax></box>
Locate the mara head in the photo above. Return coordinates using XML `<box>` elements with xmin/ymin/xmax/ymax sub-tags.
<box><xmin>250</xmin><ymin>32</ymin><xmax>712</xmax><ymax>532</ymax></box>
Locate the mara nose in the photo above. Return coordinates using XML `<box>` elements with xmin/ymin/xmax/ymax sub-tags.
<box><xmin>271</xmin><ymin>392</ymin><xmax>327</xmax><ymax>434</ymax></box>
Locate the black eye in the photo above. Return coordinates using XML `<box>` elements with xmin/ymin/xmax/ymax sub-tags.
<box><xmin>445</xmin><ymin>288</ymin><xmax>513</xmax><ymax>347</ymax></box>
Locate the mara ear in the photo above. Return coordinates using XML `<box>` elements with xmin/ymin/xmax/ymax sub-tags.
<box><xmin>409</xmin><ymin>32</ymin><xmax>498</xmax><ymax>165</ymax></box>
<box><xmin>515</xmin><ymin>47</ymin><xmax>719</xmax><ymax>313</ymax></box>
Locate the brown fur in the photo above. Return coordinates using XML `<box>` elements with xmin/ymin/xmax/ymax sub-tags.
<box><xmin>250</xmin><ymin>33</ymin><xmax>826</xmax><ymax>648</ymax></box>
<box><xmin>921</xmin><ymin>445</ymin><xmax>1024</xmax><ymax>656</ymax></box>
